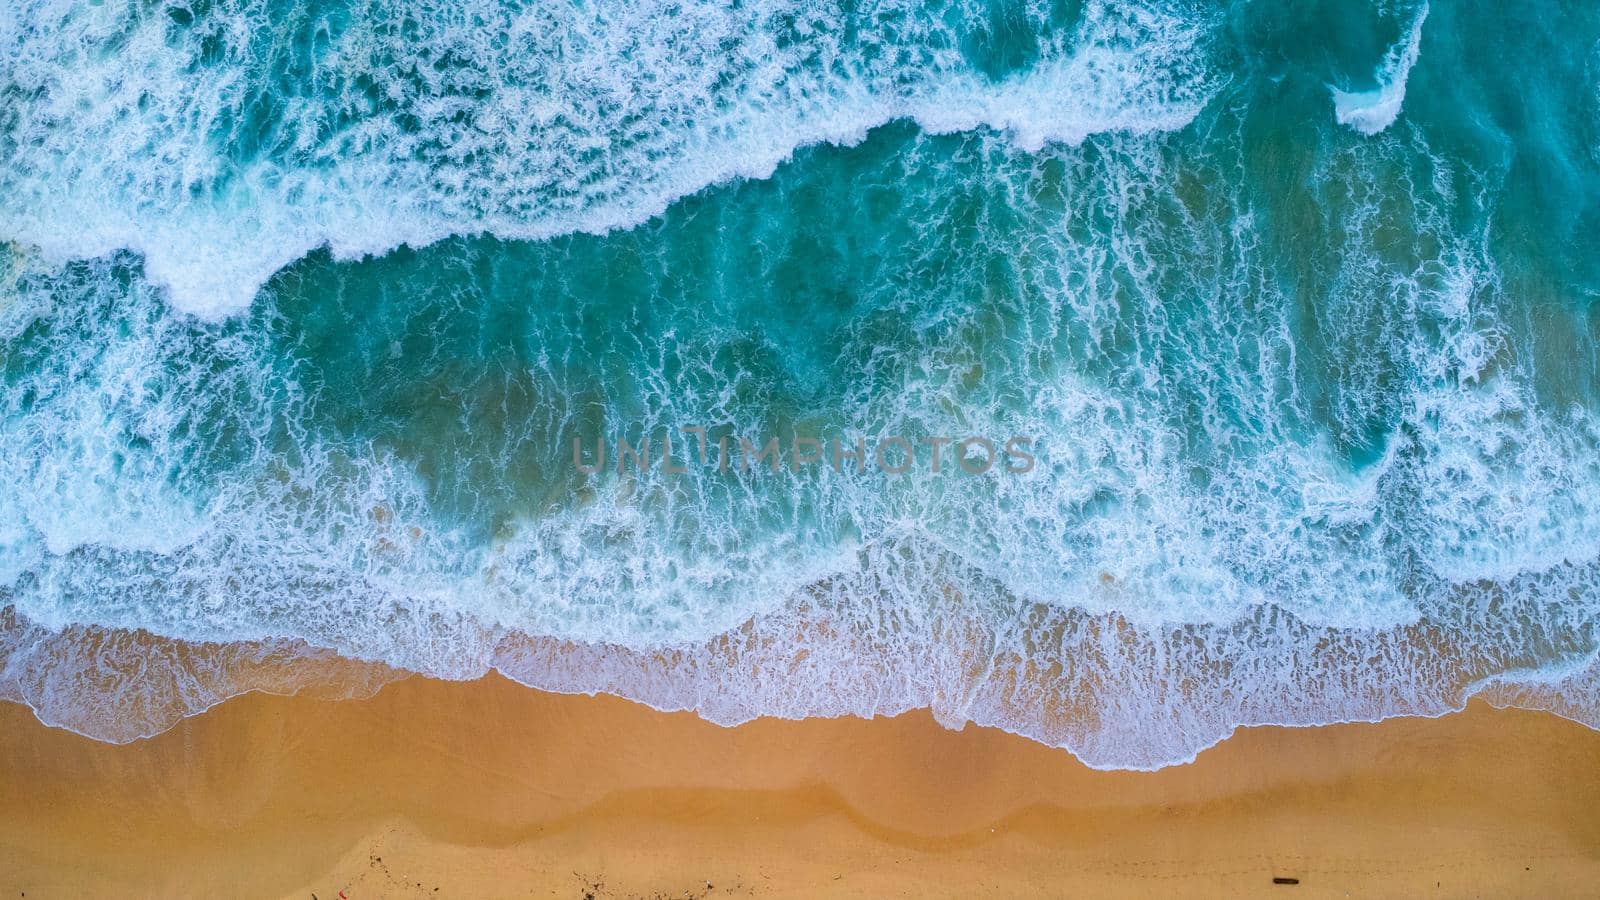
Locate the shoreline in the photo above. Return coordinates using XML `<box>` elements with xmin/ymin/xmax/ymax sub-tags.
<box><xmin>2</xmin><ymin>674</ymin><xmax>1597</xmax><ymax>897</ymax></box>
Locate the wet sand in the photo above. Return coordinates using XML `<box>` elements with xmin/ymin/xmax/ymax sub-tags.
<box><xmin>1</xmin><ymin>674</ymin><xmax>1597</xmax><ymax>898</ymax></box>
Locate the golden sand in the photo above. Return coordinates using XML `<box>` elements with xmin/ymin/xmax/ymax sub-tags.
<box><xmin>1</xmin><ymin>674</ymin><xmax>1596</xmax><ymax>898</ymax></box>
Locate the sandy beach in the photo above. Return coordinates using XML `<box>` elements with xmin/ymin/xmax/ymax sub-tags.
<box><xmin>0</xmin><ymin>675</ymin><xmax>1595</xmax><ymax>898</ymax></box>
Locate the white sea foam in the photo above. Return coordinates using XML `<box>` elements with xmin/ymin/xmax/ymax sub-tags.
<box><xmin>1332</xmin><ymin>2</ymin><xmax>1430</xmax><ymax>135</ymax></box>
<box><xmin>0</xmin><ymin>611</ymin><xmax>401</xmax><ymax>743</ymax></box>
<box><xmin>0</xmin><ymin>0</ymin><xmax>1216</xmax><ymax>317</ymax></box>
<box><xmin>2</xmin><ymin>127</ymin><xmax>1598</xmax><ymax>766</ymax></box>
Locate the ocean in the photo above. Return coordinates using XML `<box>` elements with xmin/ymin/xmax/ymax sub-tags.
<box><xmin>3</xmin><ymin>0</ymin><xmax>1599</xmax><ymax>769</ymax></box>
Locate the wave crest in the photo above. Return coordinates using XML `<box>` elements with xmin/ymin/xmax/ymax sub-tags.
<box><xmin>0</xmin><ymin>0</ymin><xmax>1216</xmax><ymax>317</ymax></box>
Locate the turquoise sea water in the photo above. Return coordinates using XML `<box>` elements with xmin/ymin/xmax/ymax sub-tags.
<box><xmin>3</xmin><ymin>0</ymin><xmax>1600</xmax><ymax>768</ymax></box>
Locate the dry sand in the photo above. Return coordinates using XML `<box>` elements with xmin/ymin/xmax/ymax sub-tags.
<box><xmin>1</xmin><ymin>674</ymin><xmax>1597</xmax><ymax>898</ymax></box>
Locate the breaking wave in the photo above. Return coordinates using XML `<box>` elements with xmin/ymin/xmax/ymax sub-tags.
<box><xmin>3</xmin><ymin>0</ymin><xmax>1600</xmax><ymax>769</ymax></box>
